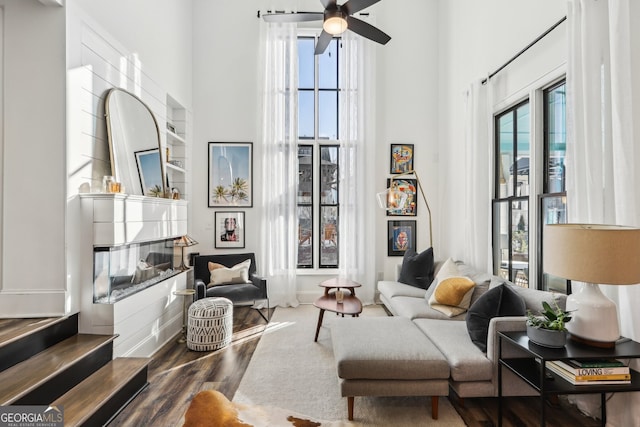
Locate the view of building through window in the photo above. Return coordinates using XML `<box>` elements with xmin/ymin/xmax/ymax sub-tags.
<box><xmin>492</xmin><ymin>80</ymin><xmax>566</xmax><ymax>291</ymax></box>
<box><xmin>297</xmin><ymin>36</ymin><xmax>341</xmax><ymax>268</ymax></box>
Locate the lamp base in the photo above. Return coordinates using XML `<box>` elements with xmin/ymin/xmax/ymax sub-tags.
<box><xmin>565</xmin><ymin>283</ymin><xmax>620</xmax><ymax>347</ymax></box>
<box><xmin>568</xmin><ymin>333</ymin><xmax>616</xmax><ymax>349</ymax></box>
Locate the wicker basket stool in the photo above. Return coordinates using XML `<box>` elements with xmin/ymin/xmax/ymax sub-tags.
<box><xmin>187</xmin><ymin>297</ymin><xmax>233</xmax><ymax>351</ymax></box>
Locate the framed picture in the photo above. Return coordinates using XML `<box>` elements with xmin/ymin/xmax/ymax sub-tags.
<box><xmin>385</xmin><ymin>178</ymin><xmax>418</xmax><ymax>216</ymax></box>
<box><xmin>134</xmin><ymin>148</ymin><xmax>164</xmax><ymax>196</ymax></box>
<box><xmin>387</xmin><ymin>220</ymin><xmax>417</xmax><ymax>256</ymax></box>
<box><xmin>390</xmin><ymin>144</ymin><xmax>414</xmax><ymax>174</ymax></box>
<box><xmin>215</xmin><ymin>211</ymin><xmax>245</xmax><ymax>249</ymax></box>
<box><xmin>208</xmin><ymin>142</ymin><xmax>253</xmax><ymax>207</ymax></box>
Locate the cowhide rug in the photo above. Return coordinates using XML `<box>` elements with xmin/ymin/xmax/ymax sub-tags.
<box><xmin>182</xmin><ymin>390</ymin><xmax>339</xmax><ymax>427</ymax></box>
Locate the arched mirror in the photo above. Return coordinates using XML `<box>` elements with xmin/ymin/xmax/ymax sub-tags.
<box><xmin>105</xmin><ymin>88</ymin><xmax>165</xmax><ymax>197</ymax></box>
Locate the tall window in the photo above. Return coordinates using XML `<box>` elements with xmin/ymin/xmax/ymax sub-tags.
<box><xmin>540</xmin><ymin>81</ymin><xmax>567</xmax><ymax>292</ymax></box>
<box><xmin>492</xmin><ymin>79</ymin><xmax>567</xmax><ymax>291</ymax></box>
<box><xmin>493</xmin><ymin>101</ymin><xmax>530</xmax><ymax>285</ymax></box>
<box><xmin>297</xmin><ymin>36</ymin><xmax>340</xmax><ymax>268</ymax></box>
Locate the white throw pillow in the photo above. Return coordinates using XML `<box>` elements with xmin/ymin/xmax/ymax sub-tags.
<box><xmin>428</xmin><ymin>258</ymin><xmax>476</xmax><ymax>317</ymax></box>
<box><xmin>209</xmin><ymin>259</ymin><xmax>251</xmax><ymax>287</ymax></box>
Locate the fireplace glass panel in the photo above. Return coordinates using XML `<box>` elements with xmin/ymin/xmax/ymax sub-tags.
<box><xmin>94</xmin><ymin>239</ymin><xmax>178</xmax><ymax>303</ymax></box>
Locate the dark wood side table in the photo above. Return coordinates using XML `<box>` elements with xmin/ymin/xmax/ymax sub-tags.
<box><xmin>313</xmin><ymin>278</ymin><xmax>363</xmax><ymax>342</ymax></box>
<box><xmin>498</xmin><ymin>331</ymin><xmax>640</xmax><ymax>427</ymax></box>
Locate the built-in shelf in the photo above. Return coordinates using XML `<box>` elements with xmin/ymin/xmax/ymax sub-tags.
<box><xmin>165</xmin><ymin>95</ymin><xmax>189</xmax><ymax>202</ymax></box>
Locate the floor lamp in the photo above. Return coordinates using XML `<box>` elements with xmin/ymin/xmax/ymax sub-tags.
<box><xmin>376</xmin><ymin>170</ymin><xmax>433</xmax><ymax>248</ymax></box>
<box><xmin>544</xmin><ymin>224</ymin><xmax>640</xmax><ymax>348</ymax></box>
<box><xmin>174</xmin><ymin>235</ymin><xmax>198</xmax><ymax>271</ymax></box>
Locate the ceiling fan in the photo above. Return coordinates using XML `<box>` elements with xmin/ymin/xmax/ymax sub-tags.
<box><xmin>261</xmin><ymin>0</ymin><xmax>391</xmax><ymax>55</ymax></box>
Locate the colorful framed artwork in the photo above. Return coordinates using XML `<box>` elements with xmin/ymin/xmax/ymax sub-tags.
<box><xmin>134</xmin><ymin>148</ymin><xmax>164</xmax><ymax>196</ymax></box>
<box><xmin>387</xmin><ymin>220</ymin><xmax>417</xmax><ymax>256</ymax></box>
<box><xmin>385</xmin><ymin>178</ymin><xmax>418</xmax><ymax>216</ymax></box>
<box><xmin>215</xmin><ymin>211</ymin><xmax>245</xmax><ymax>249</ymax></box>
<box><xmin>390</xmin><ymin>144</ymin><xmax>414</xmax><ymax>174</ymax></box>
<box><xmin>208</xmin><ymin>142</ymin><xmax>253</xmax><ymax>207</ymax></box>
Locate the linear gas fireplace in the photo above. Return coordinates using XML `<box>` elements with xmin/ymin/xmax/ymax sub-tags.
<box><xmin>94</xmin><ymin>238</ymin><xmax>179</xmax><ymax>303</ymax></box>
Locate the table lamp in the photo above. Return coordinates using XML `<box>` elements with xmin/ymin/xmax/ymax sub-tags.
<box><xmin>376</xmin><ymin>170</ymin><xmax>433</xmax><ymax>248</ymax></box>
<box><xmin>543</xmin><ymin>224</ymin><xmax>640</xmax><ymax>348</ymax></box>
<box><xmin>174</xmin><ymin>235</ymin><xmax>198</xmax><ymax>271</ymax></box>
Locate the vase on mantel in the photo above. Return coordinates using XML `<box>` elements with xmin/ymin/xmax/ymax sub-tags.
<box><xmin>526</xmin><ymin>324</ymin><xmax>567</xmax><ymax>348</ymax></box>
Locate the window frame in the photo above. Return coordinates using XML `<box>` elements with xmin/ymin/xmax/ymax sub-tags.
<box><xmin>296</xmin><ymin>32</ymin><xmax>342</xmax><ymax>270</ymax></box>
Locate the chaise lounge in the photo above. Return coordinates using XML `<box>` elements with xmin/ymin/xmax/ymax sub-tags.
<box><xmin>331</xmin><ymin>258</ymin><xmax>566</xmax><ymax>420</ymax></box>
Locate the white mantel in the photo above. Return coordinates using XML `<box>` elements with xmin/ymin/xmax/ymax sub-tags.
<box><xmin>78</xmin><ymin>193</ymin><xmax>190</xmax><ymax>357</ymax></box>
<box><xmin>80</xmin><ymin>193</ymin><xmax>187</xmax><ymax>247</ymax></box>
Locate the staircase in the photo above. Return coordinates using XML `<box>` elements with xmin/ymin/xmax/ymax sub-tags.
<box><xmin>0</xmin><ymin>314</ymin><xmax>150</xmax><ymax>426</ymax></box>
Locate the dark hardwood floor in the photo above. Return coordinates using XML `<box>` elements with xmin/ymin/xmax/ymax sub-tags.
<box><xmin>109</xmin><ymin>305</ymin><xmax>602</xmax><ymax>427</ymax></box>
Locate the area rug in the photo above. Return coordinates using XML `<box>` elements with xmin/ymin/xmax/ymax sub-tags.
<box><xmin>233</xmin><ymin>304</ymin><xmax>466</xmax><ymax>426</ymax></box>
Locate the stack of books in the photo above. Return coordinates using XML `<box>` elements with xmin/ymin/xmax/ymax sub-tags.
<box><xmin>547</xmin><ymin>359</ymin><xmax>631</xmax><ymax>385</ymax></box>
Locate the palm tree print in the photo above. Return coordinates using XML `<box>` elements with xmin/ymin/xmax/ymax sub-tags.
<box><xmin>230</xmin><ymin>178</ymin><xmax>249</xmax><ymax>202</ymax></box>
<box><xmin>213</xmin><ymin>185</ymin><xmax>229</xmax><ymax>202</ymax></box>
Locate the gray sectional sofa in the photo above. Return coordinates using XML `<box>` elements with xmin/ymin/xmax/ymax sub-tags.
<box><xmin>377</xmin><ymin>260</ymin><xmax>567</xmax><ymax>399</ymax></box>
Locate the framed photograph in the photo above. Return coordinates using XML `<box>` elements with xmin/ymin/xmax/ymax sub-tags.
<box><xmin>387</xmin><ymin>220</ymin><xmax>417</xmax><ymax>256</ymax></box>
<box><xmin>215</xmin><ymin>211</ymin><xmax>245</xmax><ymax>249</ymax></box>
<box><xmin>134</xmin><ymin>148</ymin><xmax>164</xmax><ymax>196</ymax></box>
<box><xmin>208</xmin><ymin>142</ymin><xmax>253</xmax><ymax>207</ymax></box>
<box><xmin>390</xmin><ymin>144</ymin><xmax>414</xmax><ymax>174</ymax></box>
<box><xmin>385</xmin><ymin>178</ymin><xmax>418</xmax><ymax>216</ymax></box>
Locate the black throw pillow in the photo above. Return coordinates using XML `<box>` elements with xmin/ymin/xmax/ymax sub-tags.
<box><xmin>466</xmin><ymin>284</ymin><xmax>526</xmax><ymax>352</ymax></box>
<box><xmin>397</xmin><ymin>247</ymin><xmax>435</xmax><ymax>289</ymax></box>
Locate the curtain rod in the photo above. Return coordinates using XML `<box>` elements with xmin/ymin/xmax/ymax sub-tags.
<box><xmin>256</xmin><ymin>10</ymin><xmax>369</xmax><ymax>18</ymax></box>
<box><xmin>482</xmin><ymin>16</ymin><xmax>566</xmax><ymax>85</ymax></box>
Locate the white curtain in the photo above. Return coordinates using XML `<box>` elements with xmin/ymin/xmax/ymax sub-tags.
<box><xmin>337</xmin><ymin>31</ymin><xmax>374</xmax><ymax>303</ymax></box>
<box><xmin>259</xmin><ymin>20</ymin><xmax>299</xmax><ymax>308</ymax></box>
<box><xmin>462</xmin><ymin>79</ymin><xmax>493</xmax><ymax>273</ymax></box>
<box><xmin>567</xmin><ymin>0</ymin><xmax>640</xmax><ymax>423</ymax></box>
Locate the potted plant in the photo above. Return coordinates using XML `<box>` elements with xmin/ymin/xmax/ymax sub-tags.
<box><xmin>526</xmin><ymin>299</ymin><xmax>572</xmax><ymax>348</ymax></box>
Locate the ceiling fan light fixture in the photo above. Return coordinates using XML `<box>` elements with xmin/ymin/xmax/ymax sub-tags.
<box><xmin>323</xmin><ymin>10</ymin><xmax>347</xmax><ymax>35</ymax></box>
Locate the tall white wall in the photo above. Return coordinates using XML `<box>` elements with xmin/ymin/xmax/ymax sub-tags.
<box><xmin>438</xmin><ymin>0</ymin><xmax>567</xmax><ymax>266</ymax></box>
<box><xmin>0</xmin><ymin>1</ymin><xmax>67</xmax><ymax>316</ymax></box>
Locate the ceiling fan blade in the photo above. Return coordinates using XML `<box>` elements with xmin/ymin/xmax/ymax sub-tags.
<box><xmin>262</xmin><ymin>12</ymin><xmax>324</xmax><ymax>23</ymax></box>
<box><xmin>314</xmin><ymin>30</ymin><xmax>333</xmax><ymax>55</ymax></box>
<box><xmin>320</xmin><ymin>0</ymin><xmax>337</xmax><ymax>9</ymax></box>
<box><xmin>342</xmin><ymin>0</ymin><xmax>382</xmax><ymax>15</ymax></box>
<box><xmin>346</xmin><ymin>15</ymin><xmax>391</xmax><ymax>45</ymax></box>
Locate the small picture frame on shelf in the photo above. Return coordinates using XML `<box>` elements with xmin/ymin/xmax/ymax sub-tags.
<box><xmin>167</xmin><ymin>123</ymin><xmax>176</xmax><ymax>133</ymax></box>
<box><xmin>134</xmin><ymin>148</ymin><xmax>164</xmax><ymax>197</ymax></box>
<box><xmin>215</xmin><ymin>211</ymin><xmax>245</xmax><ymax>249</ymax></box>
<box><xmin>387</xmin><ymin>220</ymin><xmax>416</xmax><ymax>256</ymax></box>
<box><xmin>390</xmin><ymin>144</ymin><xmax>414</xmax><ymax>174</ymax></box>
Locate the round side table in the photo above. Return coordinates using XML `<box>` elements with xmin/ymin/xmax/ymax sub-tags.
<box><xmin>174</xmin><ymin>288</ymin><xmax>196</xmax><ymax>343</ymax></box>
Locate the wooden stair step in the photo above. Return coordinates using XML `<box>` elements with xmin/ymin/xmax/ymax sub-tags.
<box><xmin>53</xmin><ymin>357</ymin><xmax>150</xmax><ymax>427</ymax></box>
<box><xmin>0</xmin><ymin>314</ymin><xmax>78</xmax><ymax>372</ymax></box>
<box><xmin>0</xmin><ymin>333</ymin><xmax>115</xmax><ymax>405</ymax></box>
<box><xmin>0</xmin><ymin>317</ymin><xmax>64</xmax><ymax>348</ymax></box>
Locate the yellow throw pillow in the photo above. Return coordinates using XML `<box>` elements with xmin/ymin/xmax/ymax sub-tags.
<box><xmin>428</xmin><ymin>258</ymin><xmax>476</xmax><ymax>317</ymax></box>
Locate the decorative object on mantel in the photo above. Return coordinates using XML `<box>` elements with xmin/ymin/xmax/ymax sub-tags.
<box><xmin>377</xmin><ymin>169</ymin><xmax>433</xmax><ymax>249</ymax></box>
<box><xmin>175</xmin><ymin>235</ymin><xmax>199</xmax><ymax>271</ymax></box>
<box><xmin>526</xmin><ymin>300</ymin><xmax>572</xmax><ymax>348</ymax></box>
<box><xmin>260</xmin><ymin>0</ymin><xmax>391</xmax><ymax>55</ymax></box>
<box><xmin>544</xmin><ymin>224</ymin><xmax>640</xmax><ymax>348</ymax></box>
<box><xmin>105</xmin><ymin>88</ymin><xmax>166</xmax><ymax>197</ymax></box>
